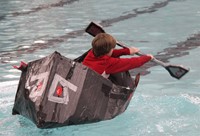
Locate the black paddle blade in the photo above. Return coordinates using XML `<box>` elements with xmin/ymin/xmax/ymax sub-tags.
<box><xmin>85</xmin><ymin>22</ymin><xmax>105</xmax><ymax>37</ymax></box>
<box><xmin>165</xmin><ymin>65</ymin><xmax>189</xmax><ymax>79</ymax></box>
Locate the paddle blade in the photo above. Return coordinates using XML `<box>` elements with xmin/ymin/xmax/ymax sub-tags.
<box><xmin>165</xmin><ymin>65</ymin><xmax>189</xmax><ymax>79</ymax></box>
<box><xmin>85</xmin><ymin>22</ymin><xmax>105</xmax><ymax>37</ymax></box>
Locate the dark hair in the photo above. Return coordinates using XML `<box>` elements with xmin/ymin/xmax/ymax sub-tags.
<box><xmin>92</xmin><ymin>33</ymin><xmax>116</xmax><ymax>57</ymax></box>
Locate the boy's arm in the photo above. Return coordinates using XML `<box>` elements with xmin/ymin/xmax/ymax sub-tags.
<box><xmin>105</xmin><ymin>55</ymin><xmax>152</xmax><ymax>74</ymax></box>
<box><xmin>111</xmin><ymin>48</ymin><xmax>130</xmax><ymax>58</ymax></box>
<box><xmin>111</xmin><ymin>47</ymin><xmax>140</xmax><ymax>58</ymax></box>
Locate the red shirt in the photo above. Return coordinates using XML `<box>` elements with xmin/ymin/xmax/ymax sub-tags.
<box><xmin>83</xmin><ymin>48</ymin><xmax>151</xmax><ymax>74</ymax></box>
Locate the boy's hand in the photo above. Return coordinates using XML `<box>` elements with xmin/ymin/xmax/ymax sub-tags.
<box><xmin>146</xmin><ymin>54</ymin><xmax>154</xmax><ymax>60</ymax></box>
<box><xmin>129</xmin><ymin>47</ymin><xmax>140</xmax><ymax>55</ymax></box>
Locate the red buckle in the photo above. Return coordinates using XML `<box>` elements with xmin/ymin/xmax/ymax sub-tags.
<box><xmin>13</xmin><ymin>61</ymin><xmax>27</xmax><ymax>71</ymax></box>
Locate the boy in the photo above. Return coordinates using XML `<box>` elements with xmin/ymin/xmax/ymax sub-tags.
<box><xmin>83</xmin><ymin>33</ymin><xmax>153</xmax><ymax>78</ymax></box>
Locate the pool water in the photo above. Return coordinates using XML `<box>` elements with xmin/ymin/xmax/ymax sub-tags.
<box><xmin>0</xmin><ymin>0</ymin><xmax>200</xmax><ymax>135</ymax></box>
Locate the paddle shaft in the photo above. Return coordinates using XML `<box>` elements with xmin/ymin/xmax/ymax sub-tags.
<box><xmin>116</xmin><ymin>41</ymin><xmax>167</xmax><ymax>67</ymax></box>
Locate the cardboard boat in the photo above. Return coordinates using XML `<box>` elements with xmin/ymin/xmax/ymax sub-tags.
<box><xmin>12</xmin><ymin>51</ymin><xmax>140</xmax><ymax>128</ymax></box>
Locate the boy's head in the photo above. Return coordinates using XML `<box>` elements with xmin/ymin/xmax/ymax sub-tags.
<box><xmin>92</xmin><ymin>33</ymin><xmax>116</xmax><ymax>57</ymax></box>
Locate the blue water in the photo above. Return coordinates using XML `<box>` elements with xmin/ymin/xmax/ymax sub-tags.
<box><xmin>0</xmin><ymin>0</ymin><xmax>200</xmax><ymax>135</ymax></box>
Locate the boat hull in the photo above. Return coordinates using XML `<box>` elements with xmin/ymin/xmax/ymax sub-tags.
<box><xmin>12</xmin><ymin>51</ymin><xmax>138</xmax><ymax>128</ymax></box>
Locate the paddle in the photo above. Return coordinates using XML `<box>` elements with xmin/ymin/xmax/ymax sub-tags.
<box><xmin>85</xmin><ymin>22</ymin><xmax>189</xmax><ymax>79</ymax></box>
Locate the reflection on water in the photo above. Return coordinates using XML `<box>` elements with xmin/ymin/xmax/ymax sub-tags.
<box><xmin>0</xmin><ymin>29</ymin><xmax>84</xmax><ymax>63</ymax></box>
<box><xmin>0</xmin><ymin>0</ymin><xmax>79</xmax><ymax>20</ymax></box>
<box><xmin>11</xmin><ymin>0</ymin><xmax>79</xmax><ymax>17</ymax></box>
<box><xmin>99</xmin><ymin>0</ymin><xmax>170</xmax><ymax>27</ymax></box>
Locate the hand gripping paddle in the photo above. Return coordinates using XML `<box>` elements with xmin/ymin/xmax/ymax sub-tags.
<box><xmin>85</xmin><ymin>22</ymin><xmax>189</xmax><ymax>79</ymax></box>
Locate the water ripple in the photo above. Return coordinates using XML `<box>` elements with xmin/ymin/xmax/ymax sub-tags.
<box><xmin>0</xmin><ymin>0</ymin><xmax>79</xmax><ymax>21</ymax></box>
<box><xmin>181</xmin><ymin>94</ymin><xmax>200</xmax><ymax>105</ymax></box>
